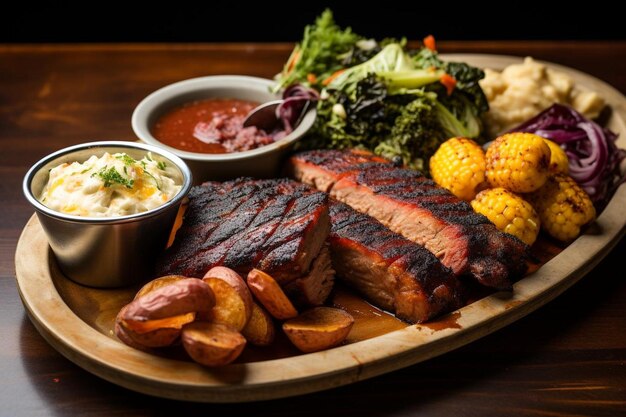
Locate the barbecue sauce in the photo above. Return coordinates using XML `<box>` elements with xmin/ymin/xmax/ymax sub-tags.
<box><xmin>152</xmin><ymin>98</ymin><xmax>274</xmax><ymax>154</ymax></box>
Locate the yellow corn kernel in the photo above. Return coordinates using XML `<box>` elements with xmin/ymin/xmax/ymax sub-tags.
<box><xmin>544</xmin><ymin>139</ymin><xmax>569</xmax><ymax>174</ymax></box>
<box><xmin>471</xmin><ymin>187</ymin><xmax>540</xmax><ymax>246</ymax></box>
<box><xmin>486</xmin><ymin>133</ymin><xmax>551</xmax><ymax>193</ymax></box>
<box><xmin>528</xmin><ymin>174</ymin><xmax>595</xmax><ymax>242</ymax></box>
<box><xmin>429</xmin><ymin>137</ymin><xmax>486</xmax><ymax>201</ymax></box>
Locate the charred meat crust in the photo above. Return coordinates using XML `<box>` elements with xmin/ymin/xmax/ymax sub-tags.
<box><xmin>283</xmin><ymin>149</ymin><xmax>390</xmax><ymax>193</ymax></box>
<box><xmin>329</xmin><ymin>200</ymin><xmax>461</xmax><ymax>323</ymax></box>
<box><xmin>156</xmin><ymin>178</ymin><xmax>330</xmax><ymax>286</ymax></box>
<box><xmin>288</xmin><ymin>150</ymin><xmax>529</xmax><ymax>290</ymax></box>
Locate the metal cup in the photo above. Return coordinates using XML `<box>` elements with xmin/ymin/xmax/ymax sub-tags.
<box><xmin>23</xmin><ymin>141</ymin><xmax>193</xmax><ymax>288</ymax></box>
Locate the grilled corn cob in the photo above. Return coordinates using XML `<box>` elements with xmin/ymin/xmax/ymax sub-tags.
<box><xmin>486</xmin><ymin>133</ymin><xmax>551</xmax><ymax>193</ymax></box>
<box><xmin>544</xmin><ymin>139</ymin><xmax>569</xmax><ymax>174</ymax></box>
<box><xmin>429</xmin><ymin>137</ymin><xmax>486</xmax><ymax>201</ymax></box>
<box><xmin>471</xmin><ymin>188</ymin><xmax>540</xmax><ymax>246</ymax></box>
<box><xmin>528</xmin><ymin>174</ymin><xmax>596</xmax><ymax>242</ymax></box>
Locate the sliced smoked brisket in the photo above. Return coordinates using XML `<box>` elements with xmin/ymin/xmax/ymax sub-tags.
<box><xmin>156</xmin><ymin>178</ymin><xmax>333</xmax><ymax>305</ymax></box>
<box><xmin>287</xmin><ymin>150</ymin><xmax>529</xmax><ymax>290</ymax></box>
<box><xmin>329</xmin><ymin>200</ymin><xmax>461</xmax><ymax>323</ymax></box>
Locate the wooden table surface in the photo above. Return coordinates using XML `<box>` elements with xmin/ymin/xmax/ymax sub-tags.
<box><xmin>1</xmin><ymin>41</ymin><xmax>625</xmax><ymax>417</ymax></box>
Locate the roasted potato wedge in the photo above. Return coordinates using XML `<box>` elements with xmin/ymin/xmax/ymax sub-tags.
<box><xmin>202</xmin><ymin>274</ymin><xmax>253</xmax><ymax>331</ymax></box>
<box><xmin>204</xmin><ymin>267</ymin><xmax>253</xmax><ymax>305</ymax></box>
<box><xmin>124</xmin><ymin>312</ymin><xmax>196</xmax><ymax>334</ymax></box>
<box><xmin>202</xmin><ymin>267</ymin><xmax>253</xmax><ymax>327</ymax></box>
<box><xmin>115</xmin><ymin>321</ymin><xmax>149</xmax><ymax>350</ymax></box>
<box><xmin>116</xmin><ymin>322</ymin><xmax>181</xmax><ymax>348</ymax></box>
<box><xmin>246</xmin><ymin>269</ymin><xmax>298</xmax><ymax>320</ymax></box>
<box><xmin>182</xmin><ymin>322</ymin><xmax>246</xmax><ymax>367</ymax></box>
<box><xmin>282</xmin><ymin>307</ymin><xmax>354</xmax><ymax>353</ymax></box>
<box><xmin>123</xmin><ymin>278</ymin><xmax>215</xmax><ymax>322</ymax></box>
<box><xmin>242</xmin><ymin>302</ymin><xmax>275</xmax><ymax>346</ymax></box>
<box><xmin>134</xmin><ymin>275</ymin><xmax>186</xmax><ymax>300</ymax></box>
<box><xmin>115</xmin><ymin>305</ymin><xmax>181</xmax><ymax>349</ymax></box>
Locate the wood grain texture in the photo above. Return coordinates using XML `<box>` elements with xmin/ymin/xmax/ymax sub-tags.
<box><xmin>2</xmin><ymin>42</ymin><xmax>626</xmax><ymax>416</ymax></box>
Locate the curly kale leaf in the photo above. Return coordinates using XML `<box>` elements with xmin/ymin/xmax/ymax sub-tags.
<box><xmin>304</xmin><ymin>75</ymin><xmax>447</xmax><ymax>170</ymax></box>
<box><xmin>304</xmin><ymin>75</ymin><xmax>396</xmax><ymax>150</ymax></box>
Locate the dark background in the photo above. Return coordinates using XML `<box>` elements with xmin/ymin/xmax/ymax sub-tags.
<box><xmin>2</xmin><ymin>3</ymin><xmax>624</xmax><ymax>43</ymax></box>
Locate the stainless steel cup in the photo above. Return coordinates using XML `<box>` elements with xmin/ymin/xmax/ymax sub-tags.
<box><xmin>23</xmin><ymin>141</ymin><xmax>193</xmax><ymax>288</ymax></box>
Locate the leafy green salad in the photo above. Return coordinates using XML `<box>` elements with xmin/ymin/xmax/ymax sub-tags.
<box><xmin>274</xmin><ymin>10</ymin><xmax>489</xmax><ymax>171</ymax></box>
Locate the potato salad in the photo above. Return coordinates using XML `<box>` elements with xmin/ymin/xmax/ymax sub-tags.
<box><xmin>480</xmin><ymin>57</ymin><xmax>605</xmax><ymax>137</ymax></box>
<box><xmin>39</xmin><ymin>152</ymin><xmax>182</xmax><ymax>217</ymax></box>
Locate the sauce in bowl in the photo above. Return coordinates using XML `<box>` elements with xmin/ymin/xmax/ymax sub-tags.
<box><xmin>153</xmin><ymin>98</ymin><xmax>283</xmax><ymax>154</ymax></box>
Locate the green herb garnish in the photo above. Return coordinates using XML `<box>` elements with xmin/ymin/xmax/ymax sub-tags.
<box><xmin>157</xmin><ymin>161</ymin><xmax>167</xmax><ymax>170</ymax></box>
<box><xmin>115</xmin><ymin>153</ymin><xmax>136</xmax><ymax>166</ymax></box>
<box><xmin>92</xmin><ymin>166</ymin><xmax>134</xmax><ymax>189</ymax></box>
<box><xmin>143</xmin><ymin>170</ymin><xmax>162</xmax><ymax>191</ymax></box>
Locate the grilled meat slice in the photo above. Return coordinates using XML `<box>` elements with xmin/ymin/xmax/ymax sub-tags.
<box><xmin>329</xmin><ymin>201</ymin><xmax>460</xmax><ymax>323</ymax></box>
<box><xmin>285</xmin><ymin>148</ymin><xmax>390</xmax><ymax>192</ymax></box>
<box><xmin>283</xmin><ymin>245</ymin><xmax>335</xmax><ymax>307</ymax></box>
<box><xmin>287</xmin><ymin>150</ymin><xmax>529</xmax><ymax>290</ymax></box>
<box><xmin>157</xmin><ymin>178</ymin><xmax>331</xmax><ymax>289</ymax></box>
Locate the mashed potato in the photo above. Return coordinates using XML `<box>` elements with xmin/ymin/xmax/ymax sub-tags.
<box><xmin>480</xmin><ymin>57</ymin><xmax>605</xmax><ymax>137</ymax></box>
<box><xmin>39</xmin><ymin>152</ymin><xmax>182</xmax><ymax>217</ymax></box>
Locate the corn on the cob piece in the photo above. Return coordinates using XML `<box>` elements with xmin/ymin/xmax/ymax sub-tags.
<box><xmin>486</xmin><ymin>133</ymin><xmax>551</xmax><ymax>193</ymax></box>
<box><xmin>528</xmin><ymin>174</ymin><xmax>596</xmax><ymax>242</ymax></box>
<box><xmin>429</xmin><ymin>137</ymin><xmax>486</xmax><ymax>201</ymax></box>
<box><xmin>544</xmin><ymin>139</ymin><xmax>569</xmax><ymax>174</ymax></box>
<box><xmin>471</xmin><ymin>188</ymin><xmax>540</xmax><ymax>246</ymax></box>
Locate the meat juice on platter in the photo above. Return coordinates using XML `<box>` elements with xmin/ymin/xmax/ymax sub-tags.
<box><xmin>152</xmin><ymin>98</ymin><xmax>285</xmax><ymax>153</ymax></box>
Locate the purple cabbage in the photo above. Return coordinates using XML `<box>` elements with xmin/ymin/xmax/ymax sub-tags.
<box><xmin>277</xmin><ymin>84</ymin><xmax>319</xmax><ymax>133</ymax></box>
<box><xmin>511</xmin><ymin>104</ymin><xmax>626</xmax><ymax>207</ymax></box>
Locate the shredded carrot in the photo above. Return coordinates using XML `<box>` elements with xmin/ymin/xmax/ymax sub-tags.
<box><xmin>322</xmin><ymin>69</ymin><xmax>346</xmax><ymax>86</ymax></box>
<box><xmin>440</xmin><ymin>74</ymin><xmax>457</xmax><ymax>95</ymax></box>
<box><xmin>286</xmin><ymin>49</ymin><xmax>300</xmax><ymax>75</ymax></box>
<box><xmin>307</xmin><ymin>73</ymin><xmax>317</xmax><ymax>84</ymax></box>
<box><xmin>424</xmin><ymin>35</ymin><xmax>436</xmax><ymax>51</ymax></box>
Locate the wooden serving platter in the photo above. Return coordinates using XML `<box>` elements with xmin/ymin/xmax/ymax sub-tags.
<box><xmin>14</xmin><ymin>55</ymin><xmax>626</xmax><ymax>402</ymax></box>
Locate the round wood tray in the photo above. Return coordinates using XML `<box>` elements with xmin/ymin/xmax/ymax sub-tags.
<box><xmin>14</xmin><ymin>55</ymin><xmax>626</xmax><ymax>402</ymax></box>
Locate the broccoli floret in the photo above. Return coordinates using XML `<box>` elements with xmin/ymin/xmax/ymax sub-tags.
<box><xmin>375</xmin><ymin>94</ymin><xmax>447</xmax><ymax>170</ymax></box>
